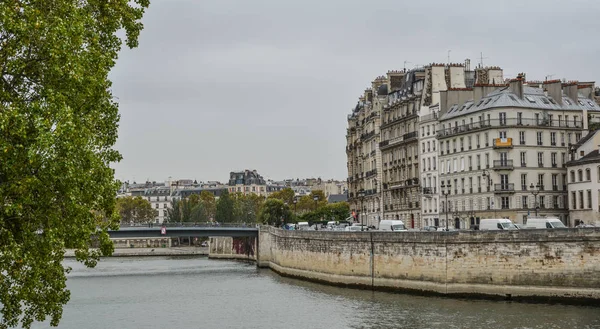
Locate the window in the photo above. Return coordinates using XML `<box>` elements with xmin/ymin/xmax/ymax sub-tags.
<box><xmin>476</xmin><ymin>134</ymin><xmax>480</xmax><ymax>148</ymax></box>
<box><xmin>588</xmin><ymin>190</ymin><xmax>592</xmax><ymax>209</ymax></box>
<box><xmin>453</xmin><ymin>158</ymin><xmax>458</xmax><ymax>172</ymax></box>
<box><xmin>477</xmin><ymin>155</ymin><xmax>481</xmax><ymax>169</ymax></box>
<box><xmin>501</xmin><ymin>197</ymin><xmax>510</xmax><ymax>209</ymax></box>
<box><xmin>484</xmin><ymin>133</ymin><xmax>489</xmax><ymax>146</ymax></box>
<box><xmin>468</xmin><ymin>136</ymin><xmax>472</xmax><ymax>149</ymax></box>
<box><xmin>537</xmin><ymin>132</ymin><xmax>543</xmax><ymax>146</ymax></box>
<box><xmin>539</xmin><ymin>196</ymin><xmax>545</xmax><ymax>209</ymax></box>
<box><xmin>526</xmin><ymin>96</ymin><xmax>536</xmax><ymax>103</ymax></box>
<box><xmin>520</xmin><ymin>152</ymin><xmax>526</xmax><ymax>167</ymax></box>
<box><xmin>499</xmin><ymin>112</ymin><xmax>507</xmax><ymax>125</ymax></box>
<box><xmin>586</xmin><ymin>168</ymin><xmax>591</xmax><ymax>181</ymax></box>
<box><xmin>560</xmin><ymin>132</ymin><xmax>565</xmax><ymax>146</ymax></box>
<box><xmin>572</xmin><ymin>191</ymin><xmax>577</xmax><ymax>209</ymax></box>
<box><xmin>433</xmin><ymin>156</ymin><xmax>437</xmax><ymax>169</ymax></box>
<box><xmin>538</xmin><ymin>152</ymin><xmax>544</xmax><ymax>167</ymax></box>
<box><xmin>461</xmin><ymin>157</ymin><xmax>465</xmax><ymax>171</ymax></box>
<box><xmin>521</xmin><ymin>174</ymin><xmax>527</xmax><ymax>191</ymax></box>
<box><xmin>550</xmin><ymin>132</ymin><xmax>556</xmax><ymax>146</ymax></box>
<box><xmin>517</xmin><ymin>112</ymin><xmax>522</xmax><ymax>125</ymax></box>
<box><xmin>519</xmin><ymin>131</ymin><xmax>526</xmax><ymax>145</ymax></box>
<box><xmin>578</xmin><ymin>170</ymin><xmax>583</xmax><ymax>182</ymax></box>
<box><xmin>570</xmin><ymin>170</ymin><xmax>575</xmax><ymax>183</ymax></box>
<box><xmin>522</xmin><ymin>196</ymin><xmax>528</xmax><ymax>209</ymax></box>
<box><xmin>552</xmin><ymin>174</ymin><xmax>558</xmax><ymax>190</ymax></box>
<box><xmin>579</xmin><ymin>191</ymin><xmax>584</xmax><ymax>209</ymax></box>
<box><xmin>538</xmin><ymin>174</ymin><xmax>544</xmax><ymax>189</ymax></box>
<box><xmin>468</xmin><ymin>156</ymin><xmax>472</xmax><ymax>170</ymax></box>
<box><xmin>485</xmin><ymin>153</ymin><xmax>490</xmax><ymax>168</ymax></box>
<box><xmin>499</xmin><ymin>131</ymin><xmax>507</xmax><ymax>139</ymax></box>
<box><xmin>551</xmin><ymin>153</ymin><xmax>557</xmax><ymax>167</ymax></box>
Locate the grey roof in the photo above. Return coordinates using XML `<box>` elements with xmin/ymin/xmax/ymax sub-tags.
<box><xmin>377</xmin><ymin>84</ymin><xmax>388</xmax><ymax>96</ymax></box>
<box><xmin>566</xmin><ymin>149</ymin><xmax>600</xmax><ymax>166</ymax></box>
<box><xmin>572</xmin><ymin>129</ymin><xmax>599</xmax><ymax>149</ymax></box>
<box><xmin>441</xmin><ymin>86</ymin><xmax>600</xmax><ymax>120</ymax></box>
<box><xmin>327</xmin><ymin>194</ymin><xmax>348</xmax><ymax>203</ymax></box>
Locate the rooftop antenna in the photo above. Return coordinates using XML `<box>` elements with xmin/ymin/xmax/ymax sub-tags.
<box><xmin>447</xmin><ymin>50</ymin><xmax>451</xmax><ymax>64</ymax></box>
<box><xmin>479</xmin><ymin>52</ymin><xmax>489</xmax><ymax>67</ymax></box>
<box><xmin>403</xmin><ymin>60</ymin><xmax>411</xmax><ymax>71</ymax></box>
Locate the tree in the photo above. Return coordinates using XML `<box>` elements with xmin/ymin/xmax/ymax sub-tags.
<box><xmin>215</xmin><ymin>190</ymin><xmax>234</xmax><ymax>223</ymax></box>
<box><xmin>116</xmin><ymin>196</ymin><xmax>157</xmax><ymax>224</ymax></box>
<box><xmin>259</xmin><ymin>199</ymin><xmax>292</xmax><ymax>225</ymax></box>
<box><xmin>166</xmin><ymin>199</ymin><xmax>183</xmax><ymax>223</ymax></box>
<box><xmin>268</xmin><ymin>187</ymin><xmax>295</xmax><ymax>205</ymax></box>
<box><xmin>0</xmin><ymin>1</ymin><xmax>149</xmax><ymax>327</ymax></box>
<box><xmin>199</xmin><ymin>191</ymin><xmax>216</xmax><ymax>220</ymax></box>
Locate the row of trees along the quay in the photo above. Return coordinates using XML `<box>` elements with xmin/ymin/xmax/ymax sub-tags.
<box><xmin>0</xmin><ymin>0</ymin><xmax>150</xmax><ymax>327</ymax></box>
<box><xmin>161</xmin><ymin>187</ymin><xmax>350</xmax><ymax>227</ymax></box>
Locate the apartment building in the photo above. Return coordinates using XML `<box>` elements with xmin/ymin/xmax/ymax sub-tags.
<box><xmin>227</xmin><ymin>169</ymin><xmax>267</xmax><ymax>197</ymax></box>
<box><xmin>438</xmin><ymin>76</ymin><xmax>600</xmax><ymax>228</ymax></box>
<box><xmin>379</xmin><ymin>70</ymin><xmax>424</xmax><ymax>228</ymax></box>
<box><xmin>566</xmin><ymin>130</ymin><xmax>600</xmax><ymax>226</ymax></box>
<box><xmin>347</xmin><ymin>77</ymin><xmax>386</xmax><ymax>227</ymax></box>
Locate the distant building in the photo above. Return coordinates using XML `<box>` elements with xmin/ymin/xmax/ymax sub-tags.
<box><xmin>227</xmin><ymin>169</ymin><xmax>267</xmax><ymax>196</ymax></box>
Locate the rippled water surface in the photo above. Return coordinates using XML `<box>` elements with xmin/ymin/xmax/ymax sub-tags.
<box><xmin>27</xmin><ymin>257</ymin><xmax>600</xmax><ymax>329</ymax></box>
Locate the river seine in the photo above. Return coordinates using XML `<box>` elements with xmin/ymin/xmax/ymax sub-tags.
<box><xmin>29</xmin><ymin>256</ymin><xmax>600</xmax><ymax>329</ymax></box>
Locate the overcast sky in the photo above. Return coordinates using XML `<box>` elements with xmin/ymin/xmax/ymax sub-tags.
<box><xmin>110</xmin><ymin>0</ymin><xmax>600</xmax><ymax>183</ymax></box>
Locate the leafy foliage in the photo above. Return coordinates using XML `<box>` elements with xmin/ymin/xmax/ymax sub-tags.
<box><xmin>116</xmin><ymin>196</ymin><xmax>157</xmax><ymax>224</ymax></box>
<box><xmin>0</xmin><ymin>0</ymin><xmax>149</xmax><ymax>327</ymax></box>
<box><xmin>258</xmin><ymin>199</ymin><xmax>292</xmax><ymax>225</ymax></box>
<box><xmin>215</xmin><ymin>190</ymin><xmax>234</xmax><ymax>223</ymax></box>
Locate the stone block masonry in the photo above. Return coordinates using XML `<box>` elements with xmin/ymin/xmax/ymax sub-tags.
<box><xmin>253</xmin><ymin>227</ymin><xmax>600</xmax><ymax>303</ymax></box>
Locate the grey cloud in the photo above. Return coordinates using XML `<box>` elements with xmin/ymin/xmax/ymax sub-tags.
<box><xmin>111</xmin><ymin>0</ymin><xmax>600</xmax><ymax>182</ymax></box>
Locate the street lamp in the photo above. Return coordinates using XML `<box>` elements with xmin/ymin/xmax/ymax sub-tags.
<box><xmin>358</xmin><ymin>189</ymin><xmax>365</xmax><ymax>231</ymax></box>
<box><xmin>529</xmin><ymin>183</ymin><xmax>540</xmax><ymax>217</ymax></box>
<box><xmin>482</xmin><ymin>169</ymin><xmax>495</xmax><ymax>216</ymax></box>
<box><xmin>293</xmin><ymin>198</ymin><xmax>297</xmax><ymax>215</ymax></box>
<box><xmin>441</xmin><ymin>183</ymin><xmax>451</xmax><ymax>231</ymax></box>
<box><xmin>313</xmin><ymin>195</ymin><xmax>318</xmax><ymax>211</ymax></box>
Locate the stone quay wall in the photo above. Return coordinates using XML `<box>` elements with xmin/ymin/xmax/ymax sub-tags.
<box><xmin>255</xmin><ymin>226</ymin><xmax>600</xmax><ymax>302</ymax></box>
<box><xmin>208</xmin><ymin>236</ymin><xmax>257</xmax><ymax>261</ymax></box>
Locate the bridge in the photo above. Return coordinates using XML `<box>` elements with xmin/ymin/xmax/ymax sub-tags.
<box><xmin>108</xmin><ymin>226</ymin><xmax>258</xmax><ymax>239</ymax></box>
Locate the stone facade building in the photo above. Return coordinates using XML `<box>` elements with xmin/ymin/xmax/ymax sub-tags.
<box><xmin>438</xmin><ymin>76</ymin><xmax>600</xmax><ymax>228</ymax></box>
<box><xmin>227</xmin><ymin>169</ymin><xmax>267</xmax><ymax>196</ymax></box>
<box><xmin>566</xmin><ymin>130</ymin><xmax>600</xmax><ymax>226</ymax></box>
<box><xmin>346</xmin><ymin>78</ymin><xmax>385</xmax><ymax>227</ymax></box>
<box><xmin>346</xmin><ymin>60</ymin><xmax>600</xmax><ymax>229</ymax></box>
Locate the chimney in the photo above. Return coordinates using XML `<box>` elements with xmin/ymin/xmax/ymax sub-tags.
<box><xmin>562</xmin><ymin>82</ymin><xmax>578</xmax><ymax>103</ymax></box>
<box><xmin>543</xmin><ymin>79</ymin><xmax>563</xmax><ymax>105</ymax></box>
<box><xmin>509</xmin><ymin>73</ymin><xmax>524</xmax><ymax>99</ymax></box>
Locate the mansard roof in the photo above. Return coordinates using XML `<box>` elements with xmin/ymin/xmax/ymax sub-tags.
<box><xmin>441</xmin><ymin>86</ymin><xmax>600</xmax><ymax>120</ymax></box>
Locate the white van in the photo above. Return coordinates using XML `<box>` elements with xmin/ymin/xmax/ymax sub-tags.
<box><xmin>479</xmin><ymin>218</ymin><xmax>517</xmax><ymax>230</ymax></box>
<box><xmin>378</xmin><ymin>220</ymin><xmax>408</xmax><ymax>231</ymax></box>
<box><xmin>297</xmin><ymin>222</ymin><xmax>310</xmax><ymax>230</ymax></box>
<box><xmin>526</xmin><ymin>217</ymin><xmax>566</xmax><ymax>229</ymax></box>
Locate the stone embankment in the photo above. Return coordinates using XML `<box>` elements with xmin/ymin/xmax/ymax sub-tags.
<box><xmin>232</xmin><ymin>226</ymin><xmax>600</xmax><ymax>304</ymax></box>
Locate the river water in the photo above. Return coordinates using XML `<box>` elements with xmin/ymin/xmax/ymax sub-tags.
<box><xmin>28</xmin><ymin>256</ymin><xmax>600</xmax><ymax>329</ymax></box>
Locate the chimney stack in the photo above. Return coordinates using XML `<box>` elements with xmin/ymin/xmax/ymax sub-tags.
<box><xmin>509</xmin><ymin>73</ymin><xmax>524</xmax><ymax>99</ymax></box>
<box><xmin>543</xmin><ymin>79</ymin><xmax>563</xmax><ymax>105</ymax></box>
<box><xmin>562</xmin><ymin>82</ymin><xmax>578</xmax><ymax>104</ymax></box>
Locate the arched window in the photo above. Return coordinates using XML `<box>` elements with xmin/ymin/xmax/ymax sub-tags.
<box><xmin>578</xmin><ymin>170</ymin><xmax>583</xmax><ymax>182</ymax></box>
<box><xmin>585</xmin><ymin>168</ymin><xmax>591</xmax><ymax>181</ymax></box>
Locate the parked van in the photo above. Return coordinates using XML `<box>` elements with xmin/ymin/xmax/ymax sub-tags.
<box><xmin>526</xmin><ymin>217</ymin><xmax>566</xmax><ymax>229</ymax></box>
<box><xmin>479</xmin><ymin>218</ymin><xmax>517</xmax><ymax>230</ymax></box>
<box><xmin>378</xmin><ymin>220</ymin><xmax>408</xmax><ymax>231</ymax></box>
<box><xmin>297</xmin><ymin>222</ymin><xmax>310</xmax><ymax>230</ymax></box>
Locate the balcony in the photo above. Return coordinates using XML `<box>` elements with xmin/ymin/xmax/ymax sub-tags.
<box><xmin>493</xmin><ymin>138</ymin><xmax>513</xmax><ymax>149</ymax></box>
<box><xmin>437</xmin><ymin>118</ymin><xmax>583</xmax><ymax>139</ymax></box>
<box><xmin>494</xmin><ymin>183</ymin><xmax>515</xmax><ymax>193</ymax></box>
<box><xmin>492</xmin><ymin>160</ymin><xmax>514</xmax><ymax>170</ymax></box>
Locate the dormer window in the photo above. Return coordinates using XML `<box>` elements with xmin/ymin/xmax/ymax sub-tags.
<box><xmin>525</xmin><ymin>96</ymin><xmax>536</xmax><ymax>103</ymax></box>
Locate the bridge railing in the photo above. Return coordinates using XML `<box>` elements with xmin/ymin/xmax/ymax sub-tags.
<box><xmin>119</xmin><ymin>222</ymin><xmax>258</xmax><ymax>228</ymax></box>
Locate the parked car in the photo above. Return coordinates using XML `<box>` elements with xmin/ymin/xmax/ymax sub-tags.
<box><xmin>422</xmin><ymin>226</ymin><xmax>437</xmax><ymax>232</ymax></box>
